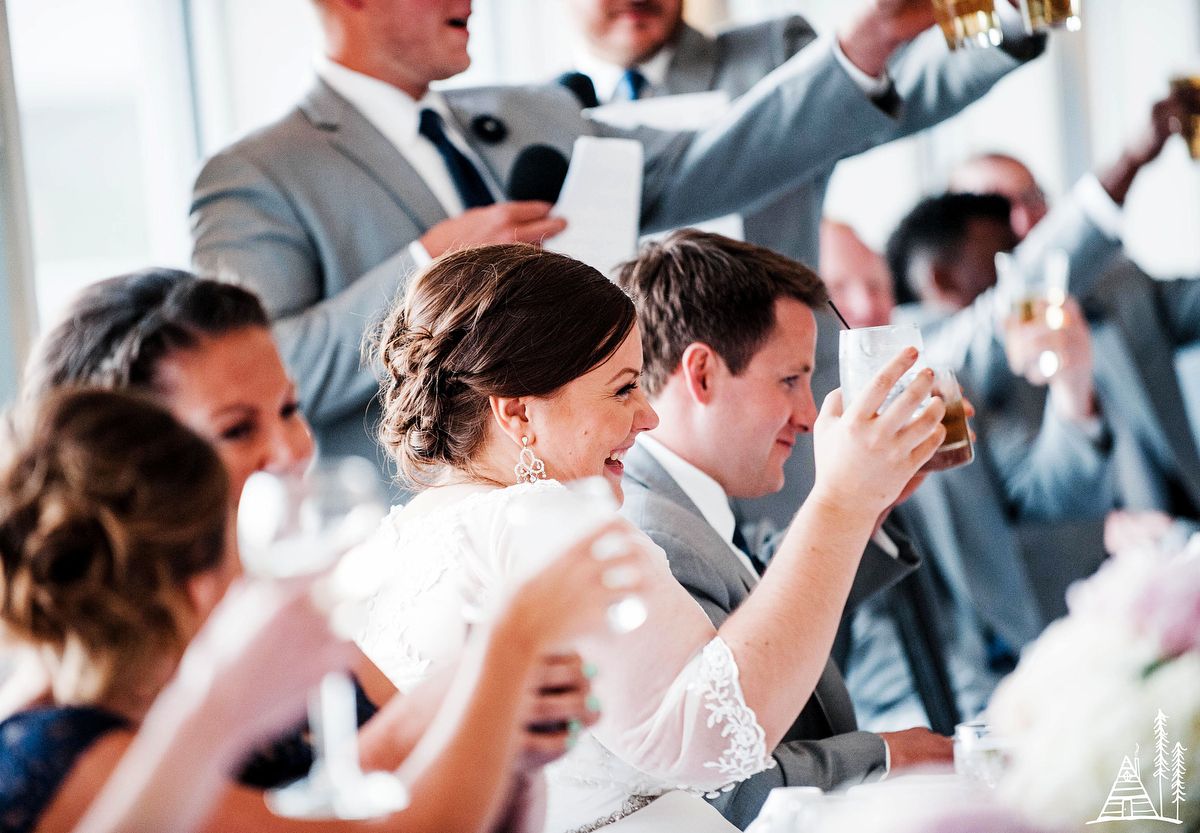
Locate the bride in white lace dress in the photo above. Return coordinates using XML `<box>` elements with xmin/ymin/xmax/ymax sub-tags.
<box><xmin>356</xmin><ymin>246</ymin><xmax>945</xmax><ymax>832</ymax></box>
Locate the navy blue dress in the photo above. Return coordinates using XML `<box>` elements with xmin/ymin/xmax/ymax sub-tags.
<box><xmin>0</xmin><ymin>682</ymin><xmax>378</xmax><ymax>833</ymax></box>
<box><xmin>0</xmin><ymin>706</ymin><xmax>129</xmax><ymax>833</ymax></box>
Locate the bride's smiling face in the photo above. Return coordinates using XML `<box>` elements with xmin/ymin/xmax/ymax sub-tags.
<box><xmin>523</xmin><ymin>325</ymin><xmax>659</xmax><ymax>503</ymax></box>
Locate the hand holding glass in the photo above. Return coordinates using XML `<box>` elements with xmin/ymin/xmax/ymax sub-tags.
<box><xmin>506</xmin><ymin>478</ymin><xmax>648</xmax><ymax>635</ymax></box>
<box><xmin>839</xmin><ymin>325</ymin><xmax>973</xmax><ymax>473</ymax></box>
<box><xmin>238</xmin><ymin>457</ymin><xmax>408</xmax><ymax>820</ymax></box>
<box><xmin>996</xmin><ymin>249</ymin><xmax>1070</xmax><ymax>380</ymax></box>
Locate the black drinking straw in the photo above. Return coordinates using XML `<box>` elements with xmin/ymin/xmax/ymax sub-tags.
<box><xmin>828</xmin><ymin>299</ymin><xmax>851</xmax><ymax>329</ymax></box>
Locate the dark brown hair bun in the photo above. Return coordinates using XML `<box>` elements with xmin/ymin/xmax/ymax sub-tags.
<box><xmin>0</xmin><ymin>388</ymin><xmax>229</xmax><ymax>703</ymax></box>
<box><xmin>376</xmin><ymin>244</ymin><xmax>636</xmax><ymax>486</ymax></box>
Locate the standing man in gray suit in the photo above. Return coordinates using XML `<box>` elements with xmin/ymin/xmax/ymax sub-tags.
<box><xmin>614</xmin><ymin>230</ymin><xmax>953</xmax><ymax>829</ymax></box>
<box><xmin>190</xmin><ymin>0</ymin><xmax>1024</xmax><ymax>492</ymax></box>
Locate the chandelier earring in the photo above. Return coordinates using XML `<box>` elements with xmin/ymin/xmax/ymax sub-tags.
<box><xmin>515</xmin><ymin>437</ymin><xmax>547</xmax><ymax>484</ymax></box>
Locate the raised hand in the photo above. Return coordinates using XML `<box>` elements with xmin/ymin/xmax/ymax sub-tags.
<box><xmin>812</xmin><ymin>348</ymin><xmax>946</xmax><ymax>515</ymax></box>
<box><xmin>1003</xmin><ymin>296</ymin><xmax>1097</xmax><ymax>421</ymax></box>
<box><xmin>500</xmin><ymin>518</ymin><xmax>646</xmax><ymax>652</ymax></box>
<box><xmin>420</xmin><ymin>202</ymin><xmax>568</xmax><ymax>259</ymax></box>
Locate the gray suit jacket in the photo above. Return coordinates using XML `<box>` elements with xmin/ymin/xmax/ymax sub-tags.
<box><xmin>619</xmin><ymin>441</ymin><xmax>918</xmax><ymax>828</ymax></box>
<box><xmin>1085</xmin><ymin>261</ymin><xmax>1200</xmax><ymax>519</ymax></box>
<box><xmin>597</xmin><ymin>18</ymin><xmax>1039</xmax><ymax>269</ymax></box>
<box><xmin>192</xmin><ymin>33</ymin><xmax>1031</xmax><ymax>488</ymax></box>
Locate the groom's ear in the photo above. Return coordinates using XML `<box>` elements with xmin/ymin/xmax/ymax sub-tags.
<box><xmin>489</xmin><ymin>396</ymin><xmax>530</xmax><ymax>445</ymax></box>
<box><xmin>680</xmin><ymin>342</ymin><xmax>720</xmax><ymax>405</ymax></box>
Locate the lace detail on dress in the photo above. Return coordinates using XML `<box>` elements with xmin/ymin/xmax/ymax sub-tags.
<box><xmin>562</xmin><ymin>795</ymin><xmax>659</xmax><ymax>833</ymax></box>
<box><xmin>691</xmin><ymin>637</ymin><xmax>773</xmax><ymax>795</ymax></box>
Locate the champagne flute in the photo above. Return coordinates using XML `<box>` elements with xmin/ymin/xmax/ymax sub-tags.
<box><xmin>238</xmin><ymin>456</ymin><xmax>409</xmax><ymax>819</ymax></box>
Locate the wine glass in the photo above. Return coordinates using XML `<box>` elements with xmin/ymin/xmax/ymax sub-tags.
<box><xmin>237</xmin><ymin>456</ymin><xmax>409</xmax><ymax>819</ymax></box>
<box><xmin>995</xmin><ymin>248</ymin><xmax>1070</xmax><ymax>380</ymax></box>
<box><xmin>504</xmin><ymin>477</ymin><xmax>648</xmax><ymax>635</ymax></box>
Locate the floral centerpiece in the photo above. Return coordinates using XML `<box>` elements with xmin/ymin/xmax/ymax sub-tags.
<box><xmin>987</xmin><ymin>535</ymin><xmax>1200</xmax><ymax>830</ymax></box>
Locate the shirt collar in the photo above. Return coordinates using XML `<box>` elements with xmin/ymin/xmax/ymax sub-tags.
<box><xmin>637</xmin><ymin>434</ymin><xmax>736</xmax><ymax>546</ymax></box>
<box><xmin>573</xmin><ymin>43</ymin><xmax>675</xmax><ymax>103</ymax></box>
<box><xmin>315</xmin><ymin>54</ymin><xmax>450</xmax><ymax>144</ymax></box>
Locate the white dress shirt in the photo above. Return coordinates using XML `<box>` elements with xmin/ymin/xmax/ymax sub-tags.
<box><xmin>316</xmin><ymin>56</ymin><xmax>501</xmax><ymax>265</ymax></box>
<box><xmin>574</xmin><ymin>45</ymin><xmax>675</xmax><ymax>103</ymax></box>
<box><xmin>638</xmin><ymin>434</ymin><xmax>761</xmax><ymax>581</ymax></box>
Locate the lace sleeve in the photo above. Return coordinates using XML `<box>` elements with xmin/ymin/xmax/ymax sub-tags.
<box><xmin>569</xmin><ymin>537</ymin><xmax>773</xmax><ymax>793</ymax></box>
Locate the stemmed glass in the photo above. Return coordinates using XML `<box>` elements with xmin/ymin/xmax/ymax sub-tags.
<box><xmin>995</xmin><ymin>248</ymin><xmax>1070</xmax><ymax>380</ymax></box>
<box><xmin>237</xmin><ymin>456</ymin><xmax>409</xmax><ymax>819</ymax></box>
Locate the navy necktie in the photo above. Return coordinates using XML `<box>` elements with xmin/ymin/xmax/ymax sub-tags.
<box><xmin>417</xmin><ymin>108</ymin><xmax>495</xmax><ymax>209</ymax></box>
<box><xmin>620</xmin><ymin>68</ymin><xmax>648</xmax><ymax>101</ymax></box>
<box><xmin>731</xmin><ymin>525</ymin><xmax>768</xmax><ymax>576</ymax></box>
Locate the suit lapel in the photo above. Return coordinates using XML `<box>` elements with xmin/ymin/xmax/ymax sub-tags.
<box><xmin>299</xmin><ymin>80</ymin><xmax>448</xmax><ymax>234</ymax></box>
<box><xmin>623</xmin><ymin>442</ymin><xmax>756</xmax><ymax>596</ymax></box>
<box><xmin>663</xmin><ymin>25</ymin><xmax>721</xmax><ymax>95</ymax></box>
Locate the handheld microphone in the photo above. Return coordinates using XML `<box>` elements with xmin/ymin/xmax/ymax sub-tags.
<box><xmin>507</xmin><ymin>145</ymin><xmax>570</xmax><ymax>204</ymax></box>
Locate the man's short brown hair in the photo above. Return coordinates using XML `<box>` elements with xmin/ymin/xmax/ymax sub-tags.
<box><xmin>614</xmin><ymin>229</ymin><xmax>829</xmax><ymax>397</ymax></box>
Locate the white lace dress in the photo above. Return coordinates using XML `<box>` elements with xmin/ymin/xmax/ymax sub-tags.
<box><xmin>356</xmin><ymin>480</ymin><xmax>773</xmax><ymax>833</ymax></box>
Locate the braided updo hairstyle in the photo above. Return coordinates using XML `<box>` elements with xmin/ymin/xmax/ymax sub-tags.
<box><xmin>24</xmin><ymin>267</ymin><xmax>269</xmax><ymax>400</ymax></box>
<box><xmin>0</xmin><ymin>388</ymin><xmax>229</xmax><ymax>704</ymax></box>
<box><xmin>377</xmin><ymin>244</ymin><xmax>636</xmax><ymax>486</ymax></box>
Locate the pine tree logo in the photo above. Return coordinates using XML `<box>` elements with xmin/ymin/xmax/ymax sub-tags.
<box><xmin>1088</xmin><ymin>710</ymin><xmax>1187</xmax><ymax>824</ymax></box>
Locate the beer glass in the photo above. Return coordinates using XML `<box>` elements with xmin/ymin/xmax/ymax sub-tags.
<box><xmin>995</xmin><ymin>249</ymin><xmax>1069</xmax><ymax>379</ymax></box>
<box><xmin>920</xmin><ymin>366</ymin><xmax>974</xmax><ymax>473</ymax></box>
<box><xmin>1018</xmin><ymin>0</ymin><xmax>1082</xmax><ymax>33</ymax></box>
<box><xmin>931</xmin><ymin>0</ymin><xmax>1003</xmax><ymax>51</ymax></box>
<box><xmin>1170</xmin><ymin>76</ymin><xmax>1200</xmax><ymax>159</ymax></box>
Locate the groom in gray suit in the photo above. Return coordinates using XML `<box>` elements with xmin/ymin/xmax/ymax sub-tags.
<box><xmin>191</xmin><ymin>0</ymin><xmax>1038</xmax><ymax>491</ymax></box>
<box><xmin>614</xmin><ymin>230</ymin><xmax>953</xmax><ymax>829</ymax></box>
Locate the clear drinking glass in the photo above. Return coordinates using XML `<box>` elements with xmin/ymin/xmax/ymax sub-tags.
<box><xmin>838</xmin><ymin>323</ymin><xmax>926</xmax><ymax>414</ymax></box>
<box><xmin>995</xmin><ymin>248</ymin><xmax>1069</xmax><ymax>379</ymax></box>
<box><xmin>505</xmin><ymin>477</ymin><xmax>648</xmax><ymax>635</ymax></box>
<box><xmin>744</xmin><ymin>786</ymin><xmax>825</xmax><ymax>833</ymax></box>
<box><xmin>920</xmin><ymin>366</ymin><xmax>975</xmax><ymax>473</ymax></box>
<box><xmin>953</xmin><ymin>720</ymin><xmax>1009</xmax><ymax>788</ymax></box>
<box><xmin>931</xmin><ymin>0</ymin><xmax>1003</xmax><ymax>51</ymax></box>
<box><xmin>238</xmin><ymin>457</ymin><xmax>409</xmax><ymax>820</ymax></box>
<box><xmin>1018</xmin><ymin>0</ymin><xmax>1082</xmax><ymax>32</ymax></box>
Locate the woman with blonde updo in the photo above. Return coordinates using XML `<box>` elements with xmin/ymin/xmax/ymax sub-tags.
<box><xmin>357</xmin><ymin>243</ymin><xmax>942</xmax><ymax>833</ymax></box>
<box><xmin>0</xmin><ymin>388</ymin><xmax>643</xmax><ymax>833</ymax></box>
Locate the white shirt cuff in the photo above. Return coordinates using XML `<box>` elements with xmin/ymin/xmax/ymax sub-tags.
<box><xmin>882</xmin><ymin>736</ymin><xmax>891</xmax><ymax>779</ymax></box>
<box><xmin>832</xmin><ymin>38</ymin><xmax>892</xmax><ymax>99</ymax></box>
<box><xmin>1072</xmin><ymin>172</ymin><xmax>1124</xmax><ymax>241</ymax></box>
<box><xmin>408</xmin><ymin>239</ymin><xmax>434</xmax><ymax>268</ymax></box>
<box><xmin>871</xmin><ymin>528</ymin><xmax>901</xmax><ymax>559</ymax></box>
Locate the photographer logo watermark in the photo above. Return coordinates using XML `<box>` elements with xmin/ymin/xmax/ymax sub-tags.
<box><xmin>1088</xmin><ymin>711</ymin><xmax>1186</xmax><ymax>824</ymax></box>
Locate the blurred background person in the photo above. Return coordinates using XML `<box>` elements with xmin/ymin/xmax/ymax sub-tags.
<box><xmin>840</xmin><ymin>192</ymin><xmax>1116</xmax><ymax>731</ymax></box>
<box><xmin>819</xmin><ymin>219</ymin><xmax>895</xmax><ymax>330</ymax></box>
